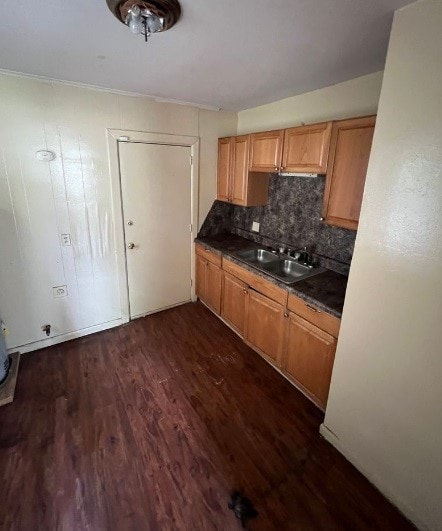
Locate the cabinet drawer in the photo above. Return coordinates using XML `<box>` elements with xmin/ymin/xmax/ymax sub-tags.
<box><xmin>222</xmin><ymin>258</ymin><xmax>287</xmax><ymax>306</ymax></box>
<box><xmin>195</xmin><ymin>244</ymin><xmax>222</xmax><ymax>267</ymax></box>
<box><xmin>287</xmin><ymin>293</ymin><xmax>340</xmax><ymax>337</ymax></box>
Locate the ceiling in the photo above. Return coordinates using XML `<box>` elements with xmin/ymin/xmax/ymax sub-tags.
<box><xmin>0</xmin><ymin>0</ymin><xmax>414</xmax><ymax>111</ymax></box>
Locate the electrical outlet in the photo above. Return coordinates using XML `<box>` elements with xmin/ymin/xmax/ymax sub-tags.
<box><xmin>53</xmin><ymin>285</ymin><xmax>68</xmax><ymax>298</ymax></box>
<box><xmin>252</xmin><ymin>221</ymin><xmax>260</xmax><ymax>233</ymax></box>
<box><xmin>61</xmin><ymin>234</ymin><xmax>71</xmax><ymax>246</ymax></box>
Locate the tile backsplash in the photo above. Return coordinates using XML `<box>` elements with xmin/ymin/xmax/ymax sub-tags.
<box><xmin>199</xmin><ymin>174</ymin><xmax>357</xmax><ymax>275</ymax></box>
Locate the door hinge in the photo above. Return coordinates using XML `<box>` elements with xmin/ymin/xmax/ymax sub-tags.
<box><xmin>190</xmin><ymin>279</ymin><xmax>193</xmax><ymax>287</ymax></box>
<box><xmin>190</xmin><ymin>155</ymin><xmax>193</xmax><ymax>166</ymax></box>
<box><xmin>189</xmin><ymin>224</ymin><xmax>193</xmax><ymax>233</ymax></box>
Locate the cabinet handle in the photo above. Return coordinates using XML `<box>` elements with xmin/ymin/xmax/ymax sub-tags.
<box><xmin>306</xmin><ymin>304</ymin><xmax>321</xmax><ymax>313</ymax></box>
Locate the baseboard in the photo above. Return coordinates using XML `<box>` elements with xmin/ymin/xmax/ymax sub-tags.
<box><xmin>319</xmin><ymin>423</ymin><xmax>426</xmax><ymax>530</ymax></box>
<box><xmin>8</xmin><ymin>319</ymin><xmax>124</xmax><ymax>354</ymax></box>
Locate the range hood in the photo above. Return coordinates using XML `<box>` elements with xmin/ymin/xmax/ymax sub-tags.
<box><xmin>277</xmin><ymin>171</ymin><xmax>320</xmax><ymax>178</ymax></box>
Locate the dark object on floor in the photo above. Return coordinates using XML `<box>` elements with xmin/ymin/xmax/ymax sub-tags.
<box><xmin>228</xmin><ymin>491</ymin><xmax>258</xmax><ymax>528</ymax></box>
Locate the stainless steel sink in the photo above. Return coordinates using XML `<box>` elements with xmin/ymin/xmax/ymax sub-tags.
<box><xmin>233</xmin><ymin>249</ymin><xmax>325</xmax><ymax>284</ymax></box>
<box><xmin>235</xmin><ymin>248</ymin><xmax>279</xmax><ymax>265</ymax></box>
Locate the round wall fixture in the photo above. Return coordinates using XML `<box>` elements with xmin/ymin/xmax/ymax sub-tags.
<box><xmin>106</xmin><ymin>0</ymin><xmax>181</xmax><ymax>41</ymax></box>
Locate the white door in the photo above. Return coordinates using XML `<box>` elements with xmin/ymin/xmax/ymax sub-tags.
<box><xmin>119</xmin><ymin>142</ymin><xmax>192</xmax><ymax>319</ymax></box>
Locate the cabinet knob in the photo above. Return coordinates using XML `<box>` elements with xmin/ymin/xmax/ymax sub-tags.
<box><xmin>319</xmin><ymin>217</ymin><xmax>324</xmax><ymax>221</ymax></box>
<box><xmin>243</xmin><ymin>288</ymin><xmax>248</xmax><ymax>294</ymax></box>
<box><xmin>127</xmin><ymin>242</ymin><xmax>135</xmax><ymax>249</ymax></box>
<box><xmin>284</xmin><ymin>312</ymin><xmax>289</xmax><ymax>318</ymax></box>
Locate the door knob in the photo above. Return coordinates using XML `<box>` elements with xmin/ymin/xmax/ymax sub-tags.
<box><xmin>127</xmin><ymin>243</ymin><xmax>135</xmax><ymax>249</ymax></box>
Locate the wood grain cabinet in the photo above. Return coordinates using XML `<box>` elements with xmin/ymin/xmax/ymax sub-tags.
<box><xmin>283</xmin><ymin>312</ymin><xmax>337</xmax><ymax>409</ymax></box>
<box><xmin>282</xmin><ymin>122</ymin><xmax>332</xmax><ymax>173</ymax></box>
<box><xmin>216</xmin><ymin>137</ymin><xmax>232</xmax><ymax>203</ymax></box>
<box><xmin>249</xmin><ymin>130</ymin><xmax>285</xmax><ymax>172</ymax></box>
<box><xmin>217</xmin><ymin>136</ymin><xmax>269</xmax><ymax>206</ymax></box>
<box><xmin>245</xmin><ymin>289</ymin><xmax>285</xmax><ymax>367</ymax></box>
<box><xmin>195</xmin><ymin>245</ymin><xmax>222</xmax><ymax>315</ymax></box>
<box><xmin>221</xmin><ymin>272</ymin><xmax>247</xmax><ymax>335</ymax></box>
<box><xmin>322</xmin><ymin>115</ymin><xmax>376</xmax><ymax>230</ymax></box>
<box><xmin>282</xmin><ymin>294</ymin><xmax>341</xmax><ymax>409</ymax></box>
<box><xmin>197</xmin><ymin>250</ymin><xmax>341</xmax><ymax>410</ymax></box>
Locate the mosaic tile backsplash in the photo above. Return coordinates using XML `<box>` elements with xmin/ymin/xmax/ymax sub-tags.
<box><xmin>198</xmin><ymin>174</ymin><xmax>357</xmax><ymax>274</ymax></box>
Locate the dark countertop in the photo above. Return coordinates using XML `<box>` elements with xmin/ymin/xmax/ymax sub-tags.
<box><xmin>195</xmin><ymin>233</ymin><xmax>348</xmax><ymax>318</ymax></box>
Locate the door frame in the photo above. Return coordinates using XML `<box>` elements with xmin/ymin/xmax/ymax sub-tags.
<box><xmin>107</xmin><ymin>129</ymin><xmax>199</xmax><ymax>323</ymax></box>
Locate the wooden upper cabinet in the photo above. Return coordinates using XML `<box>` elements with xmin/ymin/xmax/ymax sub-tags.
<box><xmin>322</xmin><ymin>115</ymin><xmax>376</xmax><ymax>230</ymax></box>
<box><xmin>231</xmin><ymin>135</ymin><xmax>249</xmax><ymax>205</ymax></box>
<box><xmin>282</xmin><ymin>122</ymin><xmax>332</xmax><ymax>173</ymax></box>
<box><xmin>249</xmin><ymin>130</ymin><xmax>284</xmax><ymax>172</ymax></box>
<box><xmin>217</xmin><ymin>135</ymin><xmax>269</xmax><ymax>206</ymax></box>
<box><xmin>217</xmin><ymin>137</ymin><xmax>232</xmax><ymax>203</ymax></box>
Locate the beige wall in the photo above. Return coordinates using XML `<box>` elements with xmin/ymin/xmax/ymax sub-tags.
<box><xmin>237</xmin><ymin>71</ymin><xmax>383</xmax><ymax>134</ymax></box>
<box><xmin>0</xmin><ymin>73</ymin><xmax>236</xmax><ymax>350</ymax></box>
<box><xmin>322</xmin><ymin>2</ymin><xmax>442</xmax><ymax>530</ymax></box>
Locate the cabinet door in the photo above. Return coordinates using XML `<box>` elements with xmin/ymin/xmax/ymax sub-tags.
<box><xmin>282</xmin><ymin>122</ymin><xmax>332</xmax><ymax>173</ymax></box>
<box><xmin>245</xmin><ymin>289</ymin><xmax>285</xmax><ymax>366</ymax></box>
<box><xmin>322</xmin><ymin>116</ymin><xmax>376</xmax><ymax>230</ymax></box>
<box><xmin>195</xmin><ymin>255</ymin><xmax>207</xmax><ymax>301</ymax></box>
<box><xmin>205</xmin><ymin>262</ymin><xmax>222</xmax><ymax>315</ymax></box>
<box><xmin>231</xmin><ymin>135</ymin><xmax>249</xmax><ymax>205</ymax></box>
<box><xmin>217</xmin><ymin>137</ymin><xmax>233</xmax><ymax>202</ymax></box>
<box><xmin>221</xmin><ymin>272</ymin><xmax>247</xmax><ymax>335</ymax></box>
<box><xmin>283</xmin><ymin>312</ymin><xmax>337</xmax><ymax>408</ymax></box>
<box><xmin>249</xmin><ymin>130</ymin><xmax>284</xmax><ymax>172</ymax></box>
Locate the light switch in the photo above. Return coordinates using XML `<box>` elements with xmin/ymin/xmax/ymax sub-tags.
<box><xmin>252</xmin><ymin>221</ymin><xmax>260</xmax><ymax>232</ymax></box>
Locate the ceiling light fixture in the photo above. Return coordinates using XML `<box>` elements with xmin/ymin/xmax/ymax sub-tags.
<box><xmin>106</xmin><ymin>0</ymin><xmax>181</xmax><ymax>42</ymax></box>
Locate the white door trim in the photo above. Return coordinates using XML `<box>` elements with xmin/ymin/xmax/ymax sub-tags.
<box><xmin>107</xmin><ymin>129</ymin><xmax>199</xmax><ymax>323</ymax></box>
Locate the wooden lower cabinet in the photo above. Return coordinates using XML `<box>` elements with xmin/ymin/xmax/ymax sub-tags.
<box><xmin>245</xmin><ymin>289</ymin><xmax>285</xmax><ymax>366</ymax></box>
<box><xmin>196</xmin><ymin>248</ymin><xmax>340</xmax><ymax>410</ymax></box>
<box><xmin>206</xmin><ymin>262</ymin><xmax>222</xmax><ymax>314</ymax></box>
<box><xmin>221</xmin><ymin>272</ymin><xmax>247</xmax><ymax>335</ymax></box>
<box><xmin>283</xmin><ymin>312</ymin><xmax>337</xmax><ymax>408</ymax></box>
<box><xmin>195</xmin><ymin>254</ymin><xmax>207</xmax><ymax>301</ymax></box>
<box><xmin>195</xmin><ymin>254</ymin><xmax>221</xmax><ymax>315</ymax></box>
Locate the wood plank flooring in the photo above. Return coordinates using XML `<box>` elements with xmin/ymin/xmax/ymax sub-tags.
<box><xmin>0</xmin><ymin>302</ymin><xmax>414</xmax><ymax>530</ymax></box>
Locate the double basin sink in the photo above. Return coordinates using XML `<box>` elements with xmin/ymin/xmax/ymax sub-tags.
<box><xmin>233</xmin><ymin>248</ymin><xmax>325</xmax><ymax>285</ymax></box>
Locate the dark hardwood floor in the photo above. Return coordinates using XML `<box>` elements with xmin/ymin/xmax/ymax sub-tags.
<box><xmin>0</xmin><ymin>302</ymin><xmax>413</xmax><ymax>530</ymax></box>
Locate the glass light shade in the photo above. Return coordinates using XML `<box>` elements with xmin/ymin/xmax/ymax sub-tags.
<box><xmin>146</xmin><ymin>15</ymin><xmax>163</xmax><ymax>34</ymax></box>
<box><xmin>126</xmin><ymin>5</ymin><xmax>143</xmax><ymax>34</ymax></box>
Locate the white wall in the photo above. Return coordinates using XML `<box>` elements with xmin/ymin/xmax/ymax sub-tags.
<box><xmin>237</xmin><ymin>71</ymin><xmax>383</xmax><ymax>134</ymax></box>
<box><xmin>0</xmin><ymin>73</ymin><xmax>236</xmax><ymax>351</ymax></box>
<box><xmin>321</xmin><ymin>2</ymin><xmax>442</xmax><ymax>530</ymax></box>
